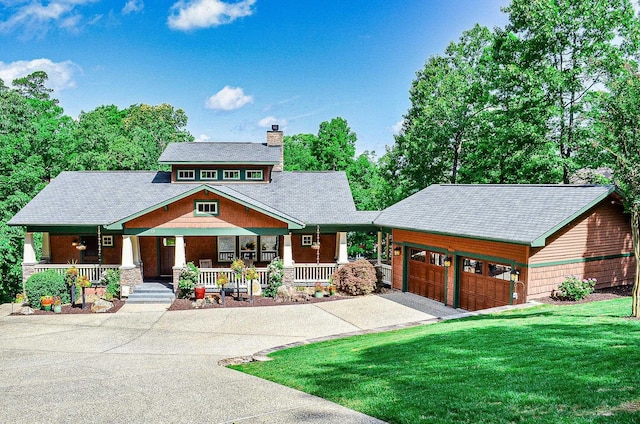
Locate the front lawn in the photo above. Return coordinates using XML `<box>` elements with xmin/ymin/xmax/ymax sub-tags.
<box><xmin>231</xmin><ymin>299</ymin><xmax>640</xmax><ymax>423</ymax></box>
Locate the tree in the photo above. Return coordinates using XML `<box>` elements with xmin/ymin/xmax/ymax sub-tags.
<box><xmin>283</xmin><ymin>134</ymin><xmax>320</xmax><ymax>171</ymax></box>
<box><xmin>595</xmin><ymin>65</ymin><xmax>640</xmax><ymax>317</ymax></box>
<box><xmin>312</xmin><ymin>117</ymin><xmax>357</xmax><ymax>171</ymax></box>
<box><xmin>502</xmin><ymin>0</ymin><xmax>640</xmax><ymax>183</ymax></box>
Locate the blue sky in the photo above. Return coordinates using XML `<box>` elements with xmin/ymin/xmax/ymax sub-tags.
<box><xmin>0</xmin><ymin>0</ymin><xmax>510</xmax><ymax>155</ymax></box>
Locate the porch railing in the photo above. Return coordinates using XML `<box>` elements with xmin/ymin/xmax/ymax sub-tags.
<box><xmin>33</xmin><ymin>264</ymin><xmax>120</xmax><ymax>282</ymax></box>
<box><xmin>294</xmin><ymin>263</ymin><xmax>338</xmax><ymax>284</ymax></box>
<box><xmin>379</xmin><ymin>263</ymin><xmax>392</xmax><ymax>286</ymax></box>
<box><xmin>199</xmin><ymin>267</ymin><xmax>269</xmax><ymax>290</ymax></box>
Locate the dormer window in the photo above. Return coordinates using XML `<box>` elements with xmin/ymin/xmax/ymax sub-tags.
<box><xmin>223</xmin><ymin>170</ymin><xmax>240</xmax><ymax>180</ymax></box>
<box><xmin>200</xmin><ymin>170</ymin><xmax>218</xmax><ymax>180</ymax></box>
<box><xmin>177</xmin><ymin>169</ymin><xmax>195</xmax><ymax>181</ymax></box>
<box><xmin>246</xmin><ymin>170</ymin><xmax>263</xmax><ymax>180</ymax></box>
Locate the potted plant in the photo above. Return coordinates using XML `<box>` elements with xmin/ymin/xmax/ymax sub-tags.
<box><xmin>328</xmin><ymin>282</ymin><xmax>336</xmax><ymax>296</ymax></box>
<box><xmin>314</xmin><ymin>282</ymin><xmax>324</xmax><ymax>298</ymax></box>
<box><xmin>40</xmin><ymin>295</ymin><xmax>54</xmax><ymax>311</ymax></box>
<box><xmin>245</xmin><ymin>267</ymin><xmax>261</xmax><ymax>300</ymax></box>
<box><xmin>231</xmin><ymin>258</ymin><xmax>246</xmax><ymax>299</ymax></box>
<box><xmin>178</xmin><ymin>262</ymin><xmax>200</xmax><ymax>299</ymax></box>
<box><xmin>52</xmin><ymin>296</ymin><xmax>62</xmax><ymax>314</ymax></box>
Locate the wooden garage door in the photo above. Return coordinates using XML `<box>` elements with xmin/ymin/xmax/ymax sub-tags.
<box><xmin>408</xmin><ymin>249</ymin><xmax>445</xmax><ymax>302</ymax></box>
<box><xmin>458</xmin><ymin>257</ymin><xmax>511</xmax><ymax>311</ymax></box>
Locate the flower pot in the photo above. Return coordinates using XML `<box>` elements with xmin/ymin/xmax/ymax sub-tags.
<box><xmin>43</xmin><ymin>304</ymin><xmax>52</xmax><ymax>311</ymax></box>
<box><xmin>314</xmin><ymin>291</ymin><xmax>324</xmax><ymax>298</ymax></box>
<box><xmin>194</xmin><ymin>286</ymin><xmax>206</xmax><ymax>300</ymax></box>
<box><xmin>53</xmin><ymin>304</ymin><xmax>62</xmax><ymax>314</ymax></box>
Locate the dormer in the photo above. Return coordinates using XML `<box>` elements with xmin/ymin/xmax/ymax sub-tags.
<box><xmin>158</xmin><ymin>128</ymin><xmax>284</xmax><ymax>184</ymax></box>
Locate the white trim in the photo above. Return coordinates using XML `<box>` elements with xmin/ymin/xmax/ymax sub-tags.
<box><xmin>177</xmin><ymin>169</ymin><xmax>195</xmax><ymax>180</ymax></box>
<box><xmin>102</xmin><ymin>235</ymin><xmax>114</xmax><ymax>247</ymax></box>
<box><xmin>195</xmin><ymin>200</ymin><xmax>219</xmax><ymax>216</ymax></box>
<box><xmin>200</xmin><ymin>169</ymin><xmax>218</xmax><ymax>180</ymax></box>
<box><xmin>223</xmin><ymin>170</ymin><xmax>240</xmax><ymax>180</ymax></box>
<box><xmin>246</xmin><ymin>169</ymin><xmax>263</xmax><ymax>180</ymax></box>
<box><xmin>301</xmin><ymin>234</ymin><xmax>313</xmax><ymax>246</ymax></box>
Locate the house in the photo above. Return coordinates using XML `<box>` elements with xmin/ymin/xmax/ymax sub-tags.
<box><xmin>373</xmin><ymin>184</ymin><xmax>635</xmax><ymax>311</ymax></box>
<box><xmin>9</xmin><ymin>128</ymin><xmax>377</xmax><ymax>292</ymax></box>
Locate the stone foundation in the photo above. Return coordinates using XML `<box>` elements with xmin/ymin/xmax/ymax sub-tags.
<box><xmin>283</xmin><ymin>266</ymin><xmax>294</xmax><ymax>285</ymax></box>
<box><xmin>21</xmin><ymin>263</ymin><xmax>37</xmax><ymax>293</ymax></box>
<box><xmin>172</xmin><ymin>267</ymin><xmax>182</xmax><ymax>293</ymax></box>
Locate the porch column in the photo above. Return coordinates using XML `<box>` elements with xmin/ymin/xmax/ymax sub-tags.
<box><xmin>377</xmin><ymin>230</ymin><xmax>382</xmax><ymax>266</ymax></box>
<box><xmin>121</xmin><ymin>235</ymin><xmax>135</xmax><ymax>268</ymax></box>
<box><xmin>23</xmin><ymin>232</ymin><xmax>37</xmax><ymax>264</ymax></box>
<box><xmin>283</xmin><ymin>234</ymin><xmax>294</xmax><ymax>267</ymax></box>
<box><xmin>337</xmin><ymin>232</ymin><xmax>349</xmax><ymax>264</ymax></box>
<box><xmin>41</xmin><ymin>232</ymin><xmax>51</xmax><ymax>262</ymax></box>
<box><xmin>174</xmin><ymin>235</ymin><xmax>186</xmax><ymax>268</ymax></box>
<box><xmin>131</xmin><ymin>235</ymin><xmax>141</xmax><ymax>265</ymax></box>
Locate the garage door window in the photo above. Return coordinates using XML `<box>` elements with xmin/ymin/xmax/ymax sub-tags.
<box><xmin>429</xmin><ymin>252</ymin><xmax>446</xmax><ymax>267</ymax></box>
<box><xmin>410</xmin><ymin>249</ymin><xmax>426</xmax><ymax>262</ymax></box>
<box><xmin>462</xmin><ymin>258</ymin><xmax>483</xmax><ymax>274</ymax></box>
<box><xmin>488</xmin><ymin>263</ymin><xmax>512</xmax><ymax>280</ymax></box>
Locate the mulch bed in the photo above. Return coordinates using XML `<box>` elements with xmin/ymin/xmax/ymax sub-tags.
<box><xmin>535</xmin><ymin>285</ymin><xmax>634</xmax><ymax>305</ymax></box>
<box><xmin>11</xmin><ymin>300</ymin><xmax>125</xmax><ymax>315</ymax></box>
<box><xmin>168</xmin><ymin>293</ymin><xmax>348</xmax><ymax>311</ymax></box>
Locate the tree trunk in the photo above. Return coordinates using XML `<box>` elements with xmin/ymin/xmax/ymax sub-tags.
<box><xmin>631</xmin><ymin>210</ymin><xmax>640</xmax><ymax>317</ymax></box>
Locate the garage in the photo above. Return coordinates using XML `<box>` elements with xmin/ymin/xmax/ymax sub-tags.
<box><xmin>407</xmin><ymin>248</ymin><xmax>445</xmax><ymax>302</ymax></box>
<box><xmin>458</xmin><ymin>257</ymin><xmax>512</xmax><ymax>311</ymax></box>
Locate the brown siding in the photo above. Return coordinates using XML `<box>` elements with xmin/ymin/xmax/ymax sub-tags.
<box><xmin>101</xmin><ymin>235</ymin><xmax>122</xmax><ymax>265</ymax></box>
<box><xmin>50</xmin><ymin>235</ymin><xmax>81</xmax><ymax>264</ymax></box>
<box><xmin>291</xmin><ymin>234</ymin><xmax>337</xmax><ymax>263</ymax></box>
<box><xmin>185</xmin><ymin>236</ymin><xmax>217</xmax><ymax>266</ymax></box>
<box><xmin>125</xmin><ymin>191</ymin><xmax>288</xmax><ymax>230</ymax></box>
<box><xmin>528</xmin><ymin>200</ymin><xmax>634</xmax><ymax>297</ymax></box>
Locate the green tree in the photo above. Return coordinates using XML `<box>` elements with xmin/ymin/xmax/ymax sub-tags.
<box><xmin>594</xmin><ymin>65</ymin><xmax>640</xmax><ymax>317</ymax></box>
<box><xmin>502</xmin><ymin>0</ymin><xmax>640</xmax><ymax>183</ymax></box>
<box><xmin>283</xmin><ymin>134</ymin><xmax>320</xmax><ymax>171</ymax></box>
<box><xmin>312</xmin><ymin>117</ymin><xmax>357</xmax><ymax>171</ymax></box>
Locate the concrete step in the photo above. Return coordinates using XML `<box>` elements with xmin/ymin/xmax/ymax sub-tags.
<box><xmin>126</xmin><ymin>283</ymin><xmax>175</xmax><ymax>304</ymax></box>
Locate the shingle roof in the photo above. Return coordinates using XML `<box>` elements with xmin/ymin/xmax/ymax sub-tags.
<box><xmin>374</xmin><ymin>184</ymin><xmax>616</xmax><ymax>246</ymax></box>
<box><xmin>8</xmin><ymin>170</ymin><xmax>361</xmax><ymax>228</ymax></box>
<box><xmin>158</xmin><ymin>142</ymin><xmax>281</xmax><ymax>164</ymax></box>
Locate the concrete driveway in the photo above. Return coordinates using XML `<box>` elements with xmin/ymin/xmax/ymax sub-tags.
<box><xmin>0</xmin><ymin>295</ymin><xmax>456</xmax><ymax>423</ymax></box>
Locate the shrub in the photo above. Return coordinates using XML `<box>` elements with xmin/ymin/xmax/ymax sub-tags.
<box><xmin>178</xmin><ymin>262</ymin><xmax>199</xmax><ymax>299</ymax></box>
<box><xmin>331</xmin><ymin>260</ymin><xmax>377</xmax><ymax>296</ymax></box>
<box><xmin>557</xmin><ymin>275</ymin><xmax>597</xmax><ymax>301</ymax></box>
<box><xmin>100</xmin><ymin>269</ymin><xmax>121</xmax><ymax>301</ymax></box>
<box><xmin>25</xmin><ymin>270</ymin><xmax>69</xmax><ymax>309</ymax></box>
<box><xmin>263</xmin><ymin>258</ymin><xmax>284</xmax><ymax>298</ymax></box>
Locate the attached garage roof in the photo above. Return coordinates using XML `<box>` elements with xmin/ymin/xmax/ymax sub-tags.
<box><xmin>374</xmin><ymin>184</ymin><xmax>617</xmax><ymax>246</ymax></box>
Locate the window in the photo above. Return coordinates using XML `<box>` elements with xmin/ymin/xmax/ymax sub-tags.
<box><xmin>223</xmin><ymin>170</ymin><xmax>240</xmax><ymax>180</ymax></box>
<box><xmin>301</xmin><ymin>235</ymin><xmax>313</xmax><ymax>246</ymax></box>
<box><xmin>246</xmin><ymin>170</ymin><xmax>263</xmax><ymax>180</ymax></box>
<box><xmin>102</xmin><ymin>235</ymin><xmax>114</xmax><ymax>247</ymax></box>
<box><xmin>218</xmin><ymin>236</ymin><xmax>236</xmax><ymax>262</ymax></box>
<box><xmin>429</xmin><ymin>252</ymin><xmax>445</xmax><ymax>266</ymax></box>
<box><xmin>488</xmin><ymin>263</ymin><xmax>512</xmax><ymax>280</ymax></box>
<box><xmin>200</xmin><ymin>170</ymin><xmax>218</xmax><ymax>180</ymax></box>
<box><xmin>410</xmin><ymin>248</ymin><xmax>426</xmax><ymax>262</ymax></box>
<box><xmin>463</xmin><ymin>258</ymin><xmax>483</xmax><ymax>274</ymax></box>
<box><xmin>177</xmin><ymin>169</ymin><xmax>195</xmax><ymax>180</ymax></box>
<box><xmin>260</xmin><ymin>236</ymin><xmax>278</xmax><ymax>262</ymax></box>
<box><xmin>195</xmin><ymin>201</ymin><xmax>218</xmax><ymax>216</ymax></box>
<box><xmin>240</xmin><ymin>236</ymin><xmax>257</xmax><ymax>260</ymax></box>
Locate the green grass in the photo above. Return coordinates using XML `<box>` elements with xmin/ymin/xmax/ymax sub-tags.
<box><xmin>231</xmin><ymin>299</ymin><xmax>640</xmax><ymax>423</ymax></box>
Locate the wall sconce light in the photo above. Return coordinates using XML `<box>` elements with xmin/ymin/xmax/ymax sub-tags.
<box><xmin>76</xmin><ymin>242</ymin><xmax>86</xmax><ymax>251</ymax></box>
<box><xmin>510</xmin><ymin>268</ymin><xmax>520</xmax><ymax>283</ymax></box>
<box><xmin>443</xmin><ymin>256</ymin><xmax>452</xmax><ymax>267</ymax></box>
<box><xmin>393</xmin><ymin>246</ymin><xmax>402</xmax><ymax>256</ymax></box>
<box><xmin>71</xmin><ymin>240</ymin><xmax>78</xmax><ymax>247</ymax></box>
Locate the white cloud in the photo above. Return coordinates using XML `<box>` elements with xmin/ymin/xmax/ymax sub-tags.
<box><xmin>122</xmin><ymin>0</ymin><xmax>144</xmax><ymax>14</ymax></box>
<box><xmin>258</xmin><ymin>116</ymin><xmax>287</xmax><ymax>128</ymax></box>
<box><xmin>205</xmin><ymin>86</ymin><xmax>253</xmax><ymax>111</ymax></box>
<box><xmin>0</xmin><ymin>58</ymin><xmax>81</xmax><ymax>92</ymax></box>
<box><xmin>167</xmin><ymin>0</ymin><xmax>256</xmax><ymax>31</ymax></box>
<box><xmin>195</xmin><ymin>133</ymin><xmax>211</xmax><ymax>142</ymax></box>
<box><xmin>391</xmin><ymin>119</ymin><xmax>404</xmax><ymax>134</ymax></box>
<box><xmin>0</xmin><ymin>0</ymin><xmax>97</xmax><ymax>36</ymax></box>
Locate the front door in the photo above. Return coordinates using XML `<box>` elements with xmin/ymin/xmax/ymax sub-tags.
<box><xmin>160</xmin><ymin>239</ymin><xmax>175</xmax><ymax>277</ymax></box>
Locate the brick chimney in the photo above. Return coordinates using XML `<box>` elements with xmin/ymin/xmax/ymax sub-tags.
<box><xmin>267</xmin><ymin>125</ymin><xmax>284</xmax><ymax>172</ymax></box>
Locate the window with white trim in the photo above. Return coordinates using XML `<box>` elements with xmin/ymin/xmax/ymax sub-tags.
<box><xmin>177</xmin><ymin>169</ymin><xmax>195</xmax><ymax>180</ymax></box>
<box><xmin>246</xmin><ymin>170</ymin><xmax>263</xmax><ymax>180</ymax></box>
<box><xmin>195</xmin><ymin>201</ymin><xmax>218</xmax><ymax>216</ymax></box>
<box><xmin>200</xmin><ymin>170</ymin><xmax>218</xmax><ymax>180</ymax></box>
<box><xmin>218</xmin><ymin>236</ymin><xmax>236</xmax><ymax>262</ymax></box>
<box><xmin>240</xmin><ymin>236</ymin><xmax>257</xmax><ymax>260</ymax></box>
<box><xmin>260</xmin><ymin>236</ymin><xmax>278</xmax><ymax>262</ymax></box>
<box><xmin>223</xmin><ymin>170</ymin><xmax>240</xmax><ymax>180</ymax></box>
<box><xmin>301</xmin><ymin>235</ymin><xmax>313</xmax><ymax>246</ymax></box>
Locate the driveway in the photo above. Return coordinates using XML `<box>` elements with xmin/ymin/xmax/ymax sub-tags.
<box><xmin>0</xmin><ymin>295</ymin><xmax>457</xmax><ymax>423</ymax></box>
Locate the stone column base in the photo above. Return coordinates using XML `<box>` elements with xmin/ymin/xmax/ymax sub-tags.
<box><xmin>120</xmin><ymin>266</ymin><xmax>143</xmax><ymax>293</ymax></box>
<box><xmin>283</xmin><ymin>266</ymin><xmax>295</xmax><ymax>285</ymax></box>
<box><xmin>172</xmin><ymin>267</ymin><xmax>182</xmax><ymax>293</ymax></box>
<box><xmin>22</xmin><ymin>263</ymin><xmax>38</xmax><ymax>294</ymax></box>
